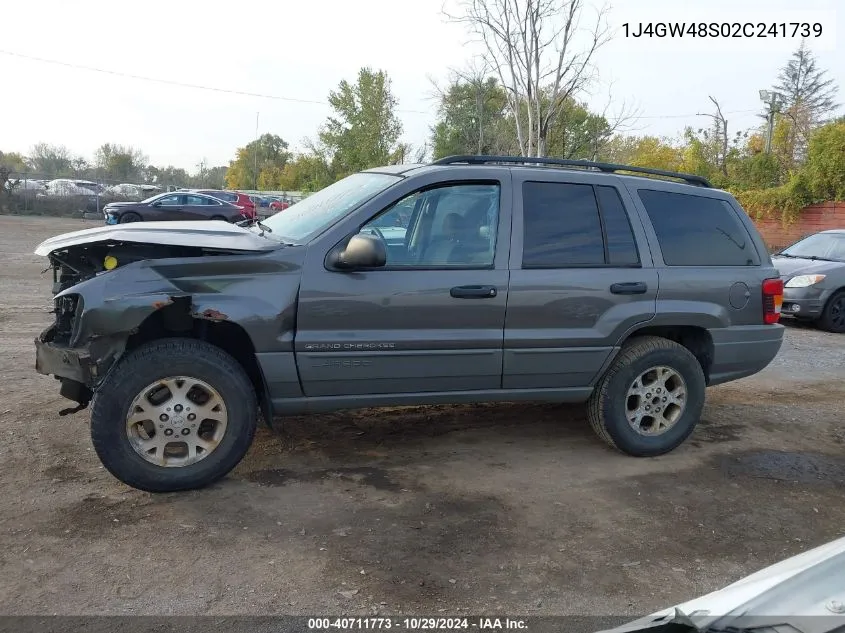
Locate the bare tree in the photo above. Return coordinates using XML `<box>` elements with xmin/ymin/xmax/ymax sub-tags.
<box><xmin>697</xmin><ymin>96</ymin><xmax>729</xmax><ymax>177</ymax></box>
<box><xmin>446</xmin><ymin>0</ymin><xmax>611</xmax><ymax>157</ymax></box>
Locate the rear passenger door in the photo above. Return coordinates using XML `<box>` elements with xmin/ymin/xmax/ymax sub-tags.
<box><xmin>628</xmin><ymin>187</ymin><xmax>769</xmax><ymax>328</ymax></box>
<box><xmin>504</xmin><ymin>172</ymin><xmax>658</xmax><ymax>389</ymax></box>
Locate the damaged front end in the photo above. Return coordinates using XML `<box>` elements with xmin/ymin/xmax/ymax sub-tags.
<box><xmin>35</xmin><ymin>241</ymin><xmax>213</xmax><ymax>412</ymax></box>
<box><xmin>34</xmin><ymin>230</ymin><xmax>284</xmax><ymax>413</ymax></box>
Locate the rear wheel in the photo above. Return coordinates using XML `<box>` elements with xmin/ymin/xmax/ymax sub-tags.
<box><xmin>818</xmin><ymin>290</ymin><xmax>845</xmax><ymax>333</ymax></box>
<box><xmin>90</xmin><ymin>338</ymin><xmax>257</xmax><ymax>492</ymax></box>
<box><xmin>587</xmin><ymin>336</ymin><xmax>705</xmax><ymax>456</ymax></box>
<box><xmin>118</xmin><ymin>212</ymin><xmax>141</xmax><ymax>223</ymax></box>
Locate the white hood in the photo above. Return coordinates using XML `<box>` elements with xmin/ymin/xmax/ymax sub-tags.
<box><xmin>34</xmin><ymin>221</ymin><xmax>279</xmax><ymax>256</ymax></box>
<box><xmin>600</xmin><ymin>535</ymin><xmax>845</xmax><ymax>632</ymax></box>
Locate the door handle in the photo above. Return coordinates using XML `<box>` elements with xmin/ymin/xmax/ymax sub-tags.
<box><xmin>610</xmin><ymin>282</ymin><xmax>648</xmax><ymax>295</ymax></box>
<box><xmin>450</xmin><ymin>285</ymin><xmax>498</xmax><ymax>299</ymax></box>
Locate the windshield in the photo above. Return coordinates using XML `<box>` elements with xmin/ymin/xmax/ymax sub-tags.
<box><xmin>780</xmin><ymin>233</ymin><xmax>845</xmax><ymax>261</ymax></box>
<box><xmin>141</xmin><ymin>192</ymin><xmax>166</xmax><ymax>204</ymax></box>
<box><xmin>261</xmin><ymin>172</ymin><xmax>401</xmax><ymax>242</ymax></box>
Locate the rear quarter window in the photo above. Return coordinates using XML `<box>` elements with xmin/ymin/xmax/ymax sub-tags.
<box><xmin>637</xmin><ymin>189</ymin><xmax>760</xmax><ymax>266</ymax></box>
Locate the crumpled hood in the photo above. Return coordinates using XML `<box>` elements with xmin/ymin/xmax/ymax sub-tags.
<box><xmin>34</xmin><ymin>221</ymin><xmax>279</xmax><ymax>256</ymax></box>
<box><xmin>598</xmin><ymin>535</ymin><xmax>845</xmax><ymax>632</ymax></box>
<box><xmin>772</xmin><ymin>256</ymin><xmax>844</xmax><ymax>277</ymax></box>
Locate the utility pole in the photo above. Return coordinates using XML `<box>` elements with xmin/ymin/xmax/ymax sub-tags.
<box><xmin>253</xmin><ymin>111</ymin><xmax>260</xmax><ymax>192</ymax></box>
<box><xmin>759</xmin><ymin>90</ymin><xmax>783</xmax><ymax>154</ymax></box>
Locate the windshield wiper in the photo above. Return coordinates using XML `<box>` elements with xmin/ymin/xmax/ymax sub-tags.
<box><xmin>236</xmin><ymin>217</ymin><xmax>273</xmax><ymax>235</ymax></box>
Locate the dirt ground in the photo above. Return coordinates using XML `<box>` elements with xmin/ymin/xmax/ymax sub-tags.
<box><xmin>1</xmin><ymin>215</ymin><xmax>844</xmax><ymax>618</ymax></box>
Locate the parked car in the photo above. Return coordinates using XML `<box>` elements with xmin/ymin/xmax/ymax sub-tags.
<box><xmin>772</xmin><ymin>230</ymin><xmax>845</xmax><ymax>333</ymax></box>
<box><xmin>269</xmin><ymin>197</ymin><xmax>291</xmax><ymax>211</ymax></box>
<box><xmin>599</xmin><ymin>534</ymin><xmax>845</xmax><ymax>633</ymax></box>
<box><xmin>41</xmin><ymin>179</ymin><xmax>97</xmax><ymax>197</ymax></box>
<box><xmin>101</xmin><ymin>191</ymin><xmax>249</xmax><ymax>224</ymax></box>
<box><xmin>191</xmin><ymin>189</ymin><xmax>256</xmax><ymax>219</ymax></box>
<box><xmin>33</xmin><ymin>155</ymin><xmax>784</xmax><ymax>492</ymax></box>
<box><xmin>107</xmin><ymin>183</ymin><xmax>145</xmax><ymax>199</ymax></box>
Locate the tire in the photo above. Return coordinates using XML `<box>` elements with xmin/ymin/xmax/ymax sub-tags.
<box><xmin>818</xmin><ymin>290</ymin><xmax>845</xmax><ymax>333</ymax></box>
<box><xmin>209</xmin><ymin>215</ymin><xmax>227</xmax><ymax>222</ymax></box>
<box><xmin>90</xmin><ymin>338</ymin><xmax>258</xmax><ymax>492</ymax></box>
<box><xmin>118</xmin><ymin>212</ymin><xmax>142</xmax><ymax>223</ymax></box>
<box><xmin>587</xmin><ymin>336</ymin><xmax>706</xmax><ymax>457</ymax></box>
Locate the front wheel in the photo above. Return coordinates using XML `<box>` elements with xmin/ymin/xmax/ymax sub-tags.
<box><xmin>587</xmin><ymin>336</ymin><xmax>706</xmax><ymax>456</ymax></box>
<box><xmin>90</xmin><ymin>338</ymin><xmax>257</xmax><ymax>492</ymax></box>
<box><xmin>818</xmin><ymin>290</ymin><xmax>845</xmax><ymax>333</ymax></box>
<box><xmin>118</xmin><ymin>212</ymin><xmax>142</xmax><ymax>223</ymax></box>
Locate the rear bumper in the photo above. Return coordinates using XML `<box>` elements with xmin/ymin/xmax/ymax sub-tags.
<box><xmin>707</xmin><ymin>324</ymin><xmax>784</xmax><ymax>386</ymax></box>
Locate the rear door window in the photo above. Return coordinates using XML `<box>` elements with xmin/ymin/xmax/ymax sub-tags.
<box><xmin>638</xmin><ymin>190</ymin><xmax>760</xmax><ymax>266</ymax></box>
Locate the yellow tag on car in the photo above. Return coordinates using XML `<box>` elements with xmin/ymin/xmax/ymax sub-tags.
<box><xmin>103</xmin><ymin>255</ymin><xmax>118</xmax><ymax>270</ymax></box>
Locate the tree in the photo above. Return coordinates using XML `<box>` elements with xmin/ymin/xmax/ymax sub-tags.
<box><xmin>447</xmin><ymin>0</ymin><xmax>611</xmax><ymax>157</ymax></box>
<box><xmin>773</xmin><ymin>42</ymin><xmax>840</xmax><ymax>164</ymax></box>
<box><xmin>0</xmin><ymin>151</ymin><xmax>29</xmax><ymax>173</ymax></box>
<box><xmin>225</xmin><ymin>133</ymin><xmax>291</xmax><ymax>189</ymax></box>
<box><xmin>275</xmin><ymin>153</ymin><xmax>334</xmax><ymax>192</ymax></box>
<box><xmin>95</xmin><ymin>144</ymin><xmax>148</xmax><ymax>182</ymax></box>
<box><xmin>147</xmin><ymin>165</ymin><xmax>191</xmax><ymax>189</ymax></box>
<box><xmin>319</xmin><ymin>68</ymin><xmax>404</xmax><ymax>176</ymax></box>
<box><xmin>803</xmin><ymin>121</ymin><xmax>845</xmax><ymax>202</ymax></box>
<box><xmin>29</xmin><ymin>143</ymin><xmax>74</xmax><ymax>176</ymax></box>
<box><xmin>695</xmin><ymin>96</ymin><xmax>729</xmax><ymax>177</ymax></box>
<box><xmin>431</xmin><ymin>73</ymin><xmax>513</xmax><ymax>158</ymax></box>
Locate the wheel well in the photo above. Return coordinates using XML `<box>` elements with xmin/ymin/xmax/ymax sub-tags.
<box><xmin>624</xmin><ymin>326</ymin><xmax>714</xmax><ymax>384</ymax></box>
<box><xmin>125</xmin><ymin>303</ymin><xmax>269</xmax><ymax>418</ymax></box>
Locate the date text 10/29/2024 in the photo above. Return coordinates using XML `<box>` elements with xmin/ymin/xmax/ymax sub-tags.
<box><xmin>308</xmin><ymin>617</ymin><xmax>527</xmax><ymax>630</ymax></box>
<box><xmin>623</xmin><ymin>22</ymin><xmax>822</xmax><ymax>38</ymax></box>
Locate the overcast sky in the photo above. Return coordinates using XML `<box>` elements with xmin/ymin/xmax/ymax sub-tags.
<box><xmin>1</xmin><ymin>0</ymin><xmax>841</xmax><ymax>170</ymax></box>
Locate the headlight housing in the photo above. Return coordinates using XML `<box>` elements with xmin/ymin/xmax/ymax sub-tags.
<box><xmin>785</xmin><ymin>274</ymin><xmax>826</xmax><ymax>288</ymax></box>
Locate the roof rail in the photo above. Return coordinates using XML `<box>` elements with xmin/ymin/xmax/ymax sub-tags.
<box><xmin>431</xmin><ymin>155</ymin><xmax>713</xmax><ymax>188</ymax></box>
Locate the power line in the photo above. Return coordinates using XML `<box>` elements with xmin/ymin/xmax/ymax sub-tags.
<box><xmin>0</xmin><ymin>49</ymin><xmax>431</xmax><ymax>115</ymax></box>
<box><xmin>0</xmin><ymin>48</ymin><xmax>762</xmax><ymax>122</ymax></box>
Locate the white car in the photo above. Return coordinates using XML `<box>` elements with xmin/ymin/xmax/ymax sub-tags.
<box><xmin>42</xmin><ymin>179</ymin><xmax>97</xmax><ymax>197</ymax></box>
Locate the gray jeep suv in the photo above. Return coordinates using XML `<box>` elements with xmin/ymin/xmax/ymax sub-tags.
<box><xmin>33</xmin><ymin>156</ymin><xmax>785</xmax><ymax>492</ymax></box>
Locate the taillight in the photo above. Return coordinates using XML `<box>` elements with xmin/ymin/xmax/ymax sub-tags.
<box><xmin>762</xmin><ymin>278</ymin><xmax>784</xmax><ymax>324</ymax></box>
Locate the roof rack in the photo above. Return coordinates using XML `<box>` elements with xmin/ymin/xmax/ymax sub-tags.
<box><xmin>431</xmin><ymin>155</ymin><xmax>713</xmax><ymax>188</ymax></box>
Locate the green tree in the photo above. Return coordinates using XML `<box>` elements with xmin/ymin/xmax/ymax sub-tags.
<box><xmin>225</xmin><ymin>133</ymin><xmax>291</xmax><ymax>189</ymax></box>
<box><xmin>431</xmin><ymin>75</ymin><xmax>513</xmax><ymax>158</ymax></box>
<box><xmin>319</xmin><ymin>68</ymin><xmax>404</xmax><ymax>176</ymax></box>
<box><xmin>28</xmin><ymin>143</ymin><xmax>74</xmax><ymax>176</ymax></box>
<box><xmin>804</xmin><ymin>121</ymin><xmax>845</xmax><ymax>201</ymax></box>
<box><xmin>544</xmin><ymin>100</ymin><xmax>612</xmax><ymax>160</ymax></box>
<box><xmin>147</xmin><ymin>165</ymin><xmax>191</xmax><ymax>188</ymax></box>
<box><xmin>95</xmin><ymin>143</ymin><xmax>148</xmax><ymax>182</ymax></box>
<box><xmin>772</xmin><ymin>43</ymin><xmax>840</xmax><ymax>164</ymax></box>
<box><xmin>0</xmin><ymin>151</ymin><xmax>30</xmax><ymax>173</ymax></box>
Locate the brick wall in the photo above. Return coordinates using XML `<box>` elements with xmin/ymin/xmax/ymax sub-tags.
<box><xmin>751</xmin><ymin>201</ymin><xmax>845</xmax><ymax>251</ymax></box>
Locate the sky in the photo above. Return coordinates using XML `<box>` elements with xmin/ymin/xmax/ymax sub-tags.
<box><xmin>1</xmin><ymin>0</ymin><xmax>842</xmax><ymax>171</ymax></box>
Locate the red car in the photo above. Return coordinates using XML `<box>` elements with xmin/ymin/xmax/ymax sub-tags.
<box><xmin>191</xmin><ymin>190</ymin><xmax>257</xmax><ymax>219</ymax></box>
<box><xmin>269</xmin><ymin>197</ymin><xmax>291</xmax><ymax>212</ymax></box>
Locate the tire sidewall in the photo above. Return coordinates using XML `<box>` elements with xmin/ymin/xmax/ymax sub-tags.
<box><xmin>821</xmin><ymin>291</ymin><xmax>845</xmax><ymax>333</ymax></box>
<box><xmin>599</xmin><ymin>346</ymin><xmax>705</xmax><ymax>455</ymax></box>
<box><xmin>118</xmin><ymin>212</ymin><xmax>141</xmax><ymax>223</ymax></box>
<box><xmin>90</xmin><ymin>341</ymin><xmax>256</xmax><ymax>492</ymax></box>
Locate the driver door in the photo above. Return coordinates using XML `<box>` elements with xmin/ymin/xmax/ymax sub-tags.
<box><xmin>295</xmin><ymin>177</ymin><xmax>512</xmax><ymax>397</ymax></box>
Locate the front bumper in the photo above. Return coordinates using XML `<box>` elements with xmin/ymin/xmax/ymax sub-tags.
<box><xmin>35</xmin><ymin>326</ymin><xmax>98</xmax><ymax>386</ymax></box>
<box><xmin>782</xmin><ymin>286</ymin><xmax>826</xmax><ymax>318</ymax></box>
<box><xmin>35</xmin><ymin>324</ymin><xmax>127</xmax><ymax>404</ymax></box>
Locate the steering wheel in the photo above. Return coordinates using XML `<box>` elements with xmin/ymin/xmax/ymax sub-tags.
<box><xmin>367</xmin><ymin>226</ymin><xmax>388</xmax><ymax>243</ymax></box>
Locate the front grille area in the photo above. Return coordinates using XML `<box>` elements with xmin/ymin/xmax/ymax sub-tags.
<box><xmin>53</xmin><ymin>294</ymin><xmax>81</xmax><ymax>344</ymax></box>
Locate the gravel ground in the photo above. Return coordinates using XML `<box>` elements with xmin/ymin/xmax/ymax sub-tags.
<box><xmin>1</xmin><ymin>215</ymin><xmax>844</xmax><ymax>618</ymax></box>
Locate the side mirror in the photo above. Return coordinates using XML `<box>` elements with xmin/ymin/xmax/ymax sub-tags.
<box><xmin>331</xmin><ymin>234</ymin><xmax>387</xmax><ymax>270</ymax></box>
